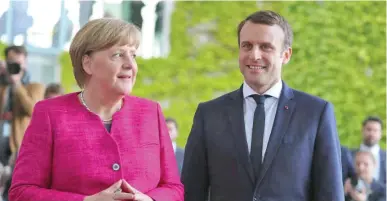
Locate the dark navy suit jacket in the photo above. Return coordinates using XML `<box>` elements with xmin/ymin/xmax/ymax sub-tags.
<box><xmin>182</xmin><ymin>81</ymin><xmax>344</xmax><ymax>201</ymax></box>
<box><xmin>341</xmin><ymin>146</ymin><xmax>356</xmax><ymax>184</ymax></box>
<box><xmin>345</xmin><ymin>179</ymin><xmax>386</xmax><ymax>201</ymax></box>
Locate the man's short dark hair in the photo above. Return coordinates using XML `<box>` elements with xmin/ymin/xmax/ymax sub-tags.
<box><xmin>237</xmin><ymin>10</ymin><xmax>293</xmax><ymax>50</ymax></box>
<box><xmin>362</xmin><ymin>116</ymin><xmax>383</xmax><ymax>129</ymax></box>
<box><xmin>4</xmin><ymin>45</ymin><xmax>28</xmax><ymax>59</ymax></box>
<box><xmin>44</xmin><ymin>83</ymin><xmax>64</xmax><ymax>98</ymax></box>
<box><xmin>166</xmin><ymin>117</ymin><xmax>178</xmax><ymax>129</ymax></box>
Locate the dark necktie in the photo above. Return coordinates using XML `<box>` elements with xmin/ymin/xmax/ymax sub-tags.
<box><xmin>250</xmin><ymin>94</ymin><xmax>269</xmax><ymax>182</ymax></box>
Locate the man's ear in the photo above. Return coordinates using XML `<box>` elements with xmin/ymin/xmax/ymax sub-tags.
<box><xmin>281</xmin><ymin>47</ymin><xmax>292</xmax><ymax>65</ymax></box>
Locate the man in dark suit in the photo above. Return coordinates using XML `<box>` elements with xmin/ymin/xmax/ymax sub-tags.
<box><xmin>182</xmin><ymin>10</ymin><xmax>344</xmax><ymax>201</ymax></box>
<box><xmin>353</xmin><ymin>116</ymin><xmax>386</xmax><ymax>184</ymax></box>
<box><xmin>342</xmin><ymin>145</ymin><xmax>356</xmax><ymax>184</ymax></box>
<box><xmin>166</xmin><ymin>117</ymin><xmax>185</xmax><ymax>176</ymax></box>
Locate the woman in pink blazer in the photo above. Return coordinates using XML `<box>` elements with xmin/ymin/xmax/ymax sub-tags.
<box><xmin>9</xmin><ymin>18</ymin><xmax>184</xmax><ymax>201</ymax></box>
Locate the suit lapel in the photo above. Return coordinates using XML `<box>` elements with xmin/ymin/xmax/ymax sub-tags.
<box><xmin>256</xmin><ymin>82</ymin><xmax>296</xmax><ymax>186</ymax></box>
<box><xmin>227</xmin><ymin>86</ymin><xmax>255</xmax><ymax>184</ymax></box>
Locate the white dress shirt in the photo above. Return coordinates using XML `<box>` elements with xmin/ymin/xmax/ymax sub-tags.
<box><xmin>360</xmin><ymin>143</ymin><xmax>380</xmax><ymax>180</ymax></box>
<box><xmin>243</xmin><ymin>80</ymin><xmax>282</xmax><ymax>161</ymax></box>
<box><xmin>172</xmin><ymin>141</ymin><xmax>177</xmax><ymax>153</ymax></box>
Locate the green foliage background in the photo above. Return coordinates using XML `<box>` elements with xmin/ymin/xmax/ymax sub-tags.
<box><xmin>0</xmin><ymin>42</ymin><xmax>6</xmax><ymax>60</ymax></box>
<box><xmin>60</xmin><ymin>1</ymin><xmax>386</xmax><ymax>149</ymax></box>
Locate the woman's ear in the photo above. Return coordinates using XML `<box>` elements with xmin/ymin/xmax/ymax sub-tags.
<box><xmin>82</xmin><ymin>55</ymin><xmax>92</xmax><ymax>75</ymax></box>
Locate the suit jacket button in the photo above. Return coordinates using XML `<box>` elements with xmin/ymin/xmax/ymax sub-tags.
<box><xmin>112</xmin><ymin>163</ymin><xmax>120</xmax><ymax>171</ymax></box>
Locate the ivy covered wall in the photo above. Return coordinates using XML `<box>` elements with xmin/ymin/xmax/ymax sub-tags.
<box><xmin>60</xmin><ymin>1</ymin><xmax>386</xmax><ymax>148</ymax></box>
<box><xmin>0</xmin><ymin>42</ymin><xmax>6</xmax><ymax>60</ymax></box>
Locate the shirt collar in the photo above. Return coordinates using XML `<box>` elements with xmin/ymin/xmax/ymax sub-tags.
<box><xmin>360</xmin><ymin>143</ymin><xmax>380</xmax><ymax>156</ymax></box>
<box><xmin>243</xmin><ymin>80</ymin><xmax>282</xmax><ymax>99</ymax></box>
<box><xmin>172</xmin><ymin>142</ymin><xmax>176</xmax><ymax>152</ymax></box>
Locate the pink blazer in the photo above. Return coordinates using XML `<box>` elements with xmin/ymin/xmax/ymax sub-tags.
<box><xmin>9</xmin><ymin>92</ymin><xmax>184</xmax><ymax>201</ymax></box>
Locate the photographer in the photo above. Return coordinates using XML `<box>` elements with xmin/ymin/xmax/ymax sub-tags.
<box><xmin>0</xmin><ymin>46</ymin><xmax>44</xmax><ymax>166</ymax></box>
<box><xmin>345</xmin><ymin>151</ymin><xmax>386</xmax><ymax>201</ymax></box>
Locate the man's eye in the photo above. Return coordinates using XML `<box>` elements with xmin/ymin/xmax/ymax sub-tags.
<box><xmin>242</xmin><ymin>43</ymin><xmax>252</xmax><ymax>48</ymax></box>
<box><xmin>112</xmin><ymin>53</ymin><xmax>123</xmax><ymax>58</ymax></box>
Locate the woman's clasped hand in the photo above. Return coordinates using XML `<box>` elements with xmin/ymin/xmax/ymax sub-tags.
<box><xmin>84</xmin><ymin>179</ymin><xmax>153</xmax><ymax>201</ymax></box>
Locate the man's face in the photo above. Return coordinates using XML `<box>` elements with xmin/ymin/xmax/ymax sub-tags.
<box><xmin>238</xmin><ymin>21</ymin><xmax>291</xmax><ymax>93</ymax></box>
<box><xmin>355</xmin><ymin>153</ymin><xmax>375</xmax><ymax>181</ymax></box>
<box><xmin>166</xmin><ymin>122</ymin><xmax>178</xmax><ymax>142</ymax></box>
<box><xmin>6</xmin><ymin>50</ymin><xmax>27</xmax><ymax>70</ymax></box>
<box><xmin>362</xmin><ymin>121</ymin><xmax>382</xmax><ymax>146</ymax></box>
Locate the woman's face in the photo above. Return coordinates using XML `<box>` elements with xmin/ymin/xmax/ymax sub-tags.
<box><xmin>82</xmin><ymin>44</ymin><xmax>138</xmax><ymax>96</ymax></box>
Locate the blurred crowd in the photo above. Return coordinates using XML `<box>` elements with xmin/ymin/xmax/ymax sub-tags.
<box><xmin>341</xmin><ymin>116</ymin><xmax>386</xmax><ymax>201</ymax></box>
<box><xmin>0</xmin><ymin>45</ymin><xmax>64</xmax><ymax>201</ymax></box>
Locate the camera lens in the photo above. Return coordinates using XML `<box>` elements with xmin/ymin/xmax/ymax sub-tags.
<box><xmin>6</xmin><ymin>62</ymin><xmax>21</xmax><ymax>75</ymax></box>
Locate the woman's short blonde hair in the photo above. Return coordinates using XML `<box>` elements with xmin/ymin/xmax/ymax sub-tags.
<box><xmin>69</xmin><ymin>18</ymin><xmax>141</xmax><ymax>88</ymax></box>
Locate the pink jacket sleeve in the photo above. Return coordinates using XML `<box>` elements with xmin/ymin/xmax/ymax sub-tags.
<box><xmin>8</xmin><ymin>102</ymin><xmax>86</xmax><ymax>201</ymax></box>
<box><xmin>146</xmin><ymin>104</ymin><xmax>184</xmax><ymax>201</ymax></box>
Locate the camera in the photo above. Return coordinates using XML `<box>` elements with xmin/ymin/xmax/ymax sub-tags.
<box><xmin>6</xmin><ymin>62</ymin><xmax>21</xmax><ymax>75</ymax></box>
<box><xmin>350</xmin><ymin>176</ymin><xmax>368</xmax><ymax>193</ymax></box>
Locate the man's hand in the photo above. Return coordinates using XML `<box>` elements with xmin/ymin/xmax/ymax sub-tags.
<box><xmin>349</xmin><ymin>187</ymin><xmax>367</xmax><ymax>201</ymax></box>
<box><xmin>344</xmin><ymin>178</ymin><xmax>352</xmax><ymax>194</ymax></box>
<box><xmin>121</xmin><ymin>179</ymin><xmax>153</xmax><ymax>201</ymax></box>
<box><xmin>9</xmin><ymin>73</ymin><xmax>22</xmax><ymax>85</ymax></box>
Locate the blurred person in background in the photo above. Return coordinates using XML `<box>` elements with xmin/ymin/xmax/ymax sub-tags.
<box><xmin>342</xmin><ymin>145</ymin><xmax>356</xmax><ymax>184</ymax></box>
<box><xmin>44</xmin><ymin>83</ymin><xmax>65</xmax><ymax>99</ymax></box>
<box><xmin>9</xmin><ymin>18</ymin><xmax>183</xmax><ymax>201</ymax></box>
<box><xmin>0</xmin><ymin>45</ymin><xmax>44</xmax><ymax>167</ymax></box>
<box><xmin>0</xmin><ymin>151</ymin><xmax>17</xmax><ymax>201</ymax></box>
<box><xmin>52</xmin><ymin>9</ymin><xmax>74</xmax><ymax>49</ymax></box>
<box><xmin>344</xmin><ymin>151</ymin><xmax>386</xmax><ymax>201</ymax></box>
<box><xmin>166</xmin><ymin>117</ymin><xmax>185</xmax><ymax>175</ymax></box>
<box><xmin>0</xmin><ymin>1</ymin><xmax>33</xmax><ymax>43</ymax></box>
<box><xmin>0</xmin><ymin>61</ymin><xmax>5</xmax><ymax>75</ymax></box>
<box><xmin>0</xmin><ymin>46</ymin><xmax>31</xmax><ymax>85</ymax></box>
<box><xmin>353</xmin><ymin>116</ymin><xmax>386</xmax><ymax>185</ymax></box>
<box><xmin>79</xmin><ymin>0</ymin><xmax>96</xmax><ymax>27</ymax></box>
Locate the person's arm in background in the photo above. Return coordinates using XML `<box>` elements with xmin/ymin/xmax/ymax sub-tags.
<box><xmin>0</xmin><ymin>61</ymin><xmax>6</xmax><ymax>75</ymax></box>
<box><xmin>0</xmin><ymin>61</ymin><xmax>8</xmax><ymax>85</ymax></box>
<box><xmin>342</xmin><ymin>146</ymin><xmax>356</xmax><ymax>184</ymax></box>
<box><xmin>345</xmin><ymin>148</ymin><xmax>356</xmax><ymax>179</ymax></box>
<box><xmin>145</xmin><ymin>103</ymin><xmax>184</xmax><ymax>201</ymax></box>
<box><xmin>9</xmin><ymin>102</ymin><xmax>87</xmax><ymax>201</ymax></box>
<box><xmin>13</xmin><ymin>83</ymin><xmax>45</xmax><ymax>116</ymax></box>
